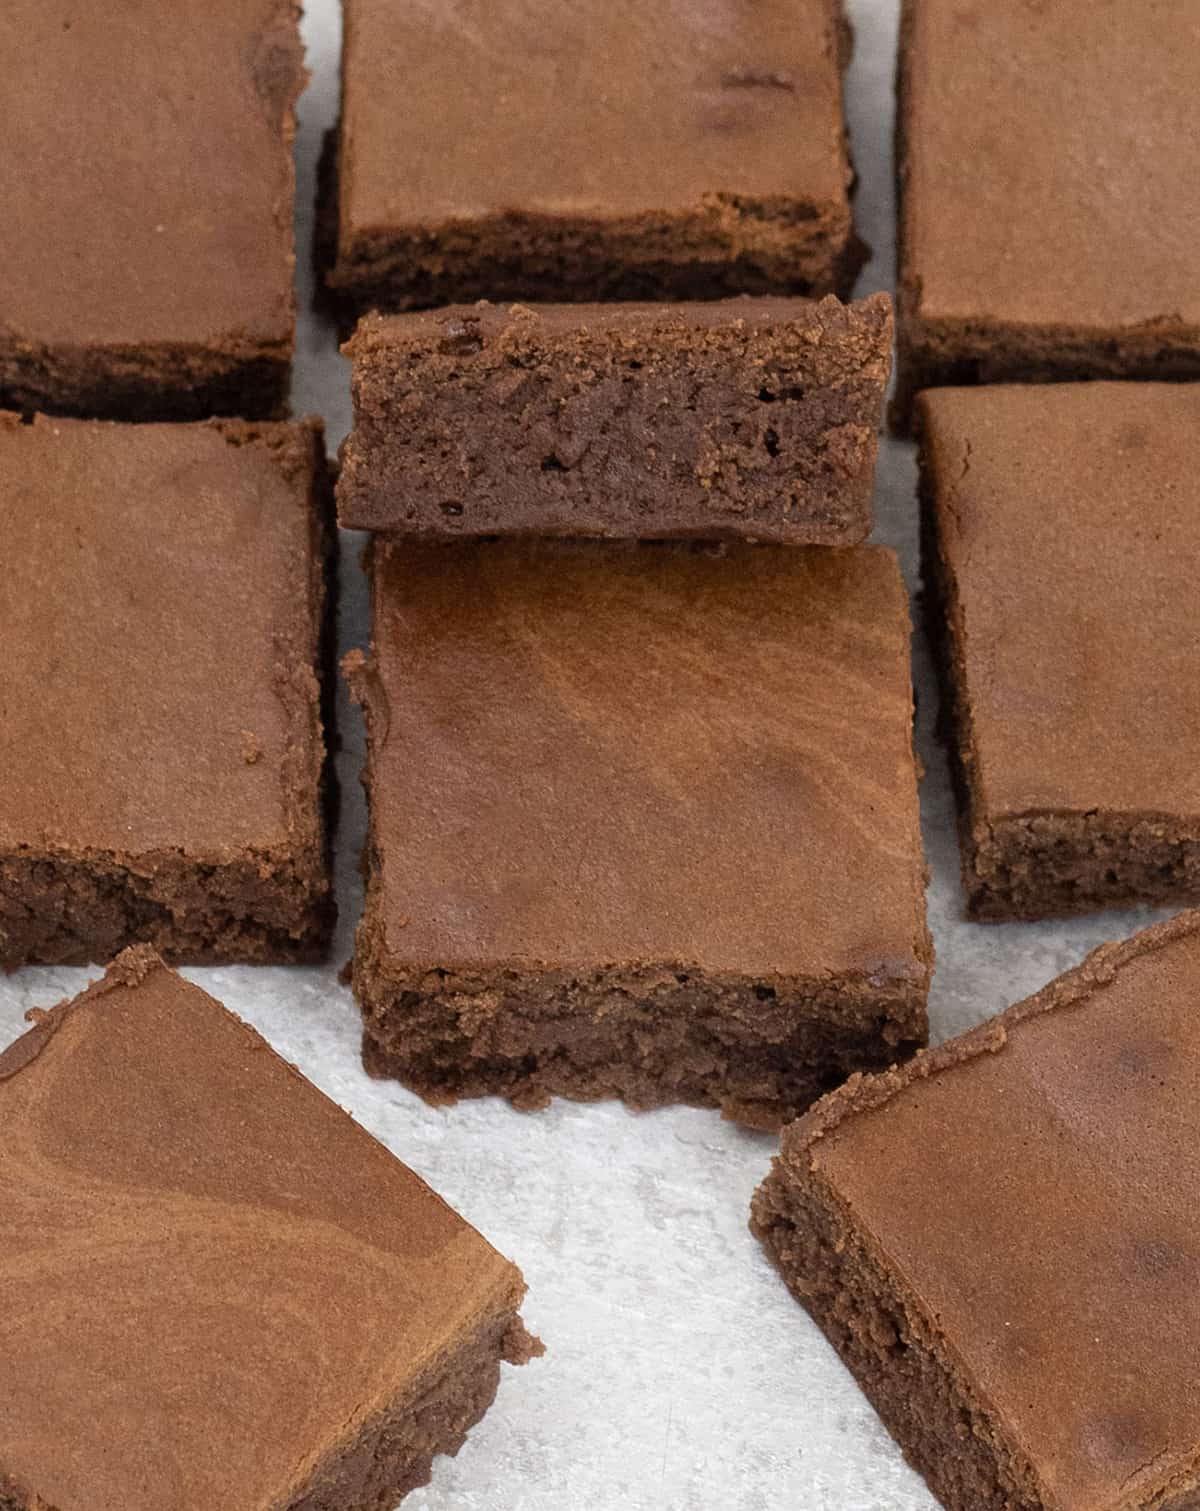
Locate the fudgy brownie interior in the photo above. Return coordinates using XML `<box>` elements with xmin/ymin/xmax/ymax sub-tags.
<box><xmin>338</xmin><ymin>295</ymin><xmax>892</xmax><ymax>544</ymax></box>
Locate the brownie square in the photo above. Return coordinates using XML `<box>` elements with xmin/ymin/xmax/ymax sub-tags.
<box><xmin>753</xmin><ymin>909</ymin><xmax>1200</xmax><ymax>1511</ymax></box>
<box><xmin>894</xmin><ymin>0</ymin><xmax>1200</xmax><ymax>426</ymax></box>
<box><xmin>348</xmin><ymin>540</ymin><xmax>931</xmax><ymax>1129</ymax></box>
<box><xmin>918</xmin><ymin>383</ymin><xmax>1200</xmax><ymax>921</ymax></box>
<box><xmin>0</xmin><ymin>413</ymin><xmax>335</xmax><ymax>968</ymax></box>
<box><xmin>338</xmin><ymin>295</ymin><xmax>892</xmax><ymax>544</ymax></box>
<box><xmin>1</xmin><ymin>0</ymin><xmax>305</xmax><ymax>421</ymax></box>
<box><xmin>0</xmin><ymin>949</ymin><xmax>539</xmax><ymax>1511</ymax></box>
<box><xmin>320</xmin><ymin>0</ymin><xmax>864</xmax><ymax>316</ymax></box>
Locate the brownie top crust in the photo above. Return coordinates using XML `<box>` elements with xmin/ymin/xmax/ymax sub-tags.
<box><xmin>900</xmin><ymin>0</ymin><xmax>1200</xmax><ymax>332</ymax></box>
<box><xmin>0</xmin><ymin>413</ymin><xmax>325</xmax><ymax>858</ymax></box>
<box><xmin>360</xmin><ymin>540</ymin><xmax>929</xmax><ymax>984</ymax></box>
<box><xmin>919</xmin><ymin>383</ymin><xmax>1200</xmax><ymax>821</ymax></box>
<box><xmin>1</xmin><ymin>0</ymin><xmax>303</xmax><ymax>350</ymax></box>
<box><xmin>349</xmin><ymin>295</ymin><xmax>887</xmax><ymax>345</ymax></box>
<box><xmin>787</xmin><ymin>909</ymin><xmax>1200</xmax><ymax>1511</ymax></box>
<box><xmin>339</xmin><ymin>0</ymin><xmax>848</xmax><ymax>236</ymax></box>
<box><xmin>0</xmin><ymin>948</ymin><xmax>523</xmax><ymax>1511</ymax></box>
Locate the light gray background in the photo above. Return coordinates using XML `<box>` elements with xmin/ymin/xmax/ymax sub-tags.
<box><xmin>1</xmin><ymin>3</ymin><xmax>1169</xmax><ymax>1506</ymax></box>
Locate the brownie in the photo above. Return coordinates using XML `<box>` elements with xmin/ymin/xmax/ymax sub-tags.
<box><xmin>893</xmin><ymin>0</ymin><xmax>1200</xmax><ymax>427</ymax></box>
<box><xmin>0</xmin><ymin>413</ymin><xmax>335</xmax><ymax>968</ymax></box>
<box><xmin>1</xmin><ymin>0</ymin><xmax>305</xmax><ymax>421</ymax></box>
<box><xmin>753</xmin><ymin>908</ymin><xmax>1200</xmax><ymax>1511</ymax></box>
<box><xmin>347</xmin><ymin>540</ymin><xmax>931</xmax><ymax>1129</ymax></box>
<box><xmin>0</xmin><ymin>948</ymin><xmax>540</xmax><ymax>1511</ymax></box>
<box><xmin>918</xmin><ymin>383</ymin><xmax>1200</xmax><ymax>922</ymax></box>
<box><xmin>338</xmin><ymin>295</ymin><xmax>892</xmax><ymax>544</ymax></box>
<box><xmin>319</xmin><ymin>0</ymin><xmax>864</xmax><ymax>317</ymax></box>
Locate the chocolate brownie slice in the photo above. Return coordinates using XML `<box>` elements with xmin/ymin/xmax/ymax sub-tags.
<box><xmin>0</xmin><ymin>413</ymin><xmax>334</xmax><ymax>967</ymax></box>
<box><xmin>919</xmin><ymin>383</ymin><xmax>1200</xmax><ymax>921</ymax></box>
<box><xmin>348</xmin><ymin>540</ymin><xmax>931</xmax><ymax>1129</ymax></box>
<box><xmin>320</xmin><ymin>0</ymin><xmax>864</xmax><ymax>315</ymax></box>
<box><xmin>338</xmin><ymin>296</ymin><xmax>892</xmax><ymax>543</ymax></box>
<box><xmin>1</xmin><ymin>0</ymin><xmax>305</xmax><ymax>420</ymax></box>
<box><xmin>753</xmin><ymin>908</ymin><xmax>1200</xmax><ymax>1511</ymax></box>
<box><xmin>0</xmin><ymin>949</ymin><xmax>539</xmax><ymax>1511</ymax></box>
<box><xmin>893</xmin><ymin>0</ymin><xmax>1200</xmax><ymax>427</ymax></box>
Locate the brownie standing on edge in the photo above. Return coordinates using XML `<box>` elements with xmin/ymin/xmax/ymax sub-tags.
<box><xmin>1</xmin><ymin>0</ymin><xmax>305</xmax><ymax>421</ymax></box>
<box><xmin>893</xmin><ymin>0</ymin><xmax>1200</xmax><ymax>426</ymax></box>
<box><xmin>348</xmin><ymin>541</ymin><xmax>931</xmax><ymax>1129</ymax></box>
<box><xmin>0</xmin><ymin>950</ymin><xmax>540</xmax><ymax>1511</ymax></box>
<box><xmin>919</xmin><ymin>383</ymin><xmax>1200</xmax><ymax>922</ymax></box>
<box><xmin>0</xmin><ymin>414</ymin><xmax>334</xmax><ymax>968</ymax></box>
<box><xmin>338</xmin><ymin>296</ymin><xmax>892</xmax><ymax>544</ymax></box>
<box><xmin>753</xmin><ymin>909</ymin><xmax>1200</xmax><ymax>1511</ymax></box>
<box><xmin>320</xmin><ymin>0</ymin><xmax>864</xmax><ymax>316</ymax></box>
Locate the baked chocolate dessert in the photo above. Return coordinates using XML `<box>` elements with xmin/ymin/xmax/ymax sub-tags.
<box><xmin>320</xmin><ymin>0</ymin><xmax>864</xmax><ymax>315</ymax></box>
<box><xmin>348</xmin><ymin>539</ymin><xmax>931</xmax><ymax>1129</ymax></box>
<box><xmin>1</xmin><ymin>0</ymin><xmax>305</xmax><ymax>419</ymax></box>
<box><xmin>753</xmin><ymin>908</ymin><xmax>1200</xmax><ymax>1511</ymax></box>
<box><xmin>0</xmin><ymin>949</ymin><xmax>539</xmax><ymax>1511</ymax></box>
<box><xmin>0</xmin><ymin>413</ymin><xmax>335</xmax><ymax>968</ymax></box>
<box><xmin>339</xmin><ymin>296</ymin><xmax>892</xmax><ymax>543</ymax></box>
<box><xmin>919</xmin><ymin>383</ymin><xmax>1200</xmax><ymax>921</ymax></box>
<box><xmin>893</xmin><ymin>0</ymin><xmax>1200</xmax><ymax>426</ymax></box>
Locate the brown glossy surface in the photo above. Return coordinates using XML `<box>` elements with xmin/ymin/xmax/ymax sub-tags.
<box><xmin>919</xmin><ymin>383</ymin><xmax>1200</xmax><ymax>821</ymax></box>
<box><xmin>339</xmin><ymin>0</ymin><xmax>848</xmax><ymax>235</ymax></box>
<box><xmin>361</xmin><ymin>540</ymin><xmax>929</xmax><ymax>983</ymax></box>
<box><xmin>899</xmin><ymin>0</ymin><xmax>1200</xmax><ymax>332</ymax></box>
<box><xmin>792</xmin><ymin>910</ymin><xmax>1200</xmax><ymax>1511</ymax></box>
<box><xmin>0</xmin><ymin>950</ymin><xmax>524</xmax><ymax>1511</ymax></box>
<box><xmin>0</xmin><ymin>414</ymin><xmax>325</xmax><ymax>858</ymax></box>
<box><xmin>1</xmin><ymin>0</ymin><xmax>302</xmax><ymax>353</ymax></box>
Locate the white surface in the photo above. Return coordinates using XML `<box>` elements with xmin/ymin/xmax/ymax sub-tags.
<box><xmin>1</xmin><ymin>4</ymin><xmax>1173</xmax><ymax>1507</ymax></box>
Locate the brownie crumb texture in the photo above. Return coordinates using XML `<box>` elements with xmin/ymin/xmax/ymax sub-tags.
<box><xmin>356</xmin><ymin>954</ymin><xmax>927</xmax><ymax>1133</ymax></box>
<box><xmin>338</xmin><ymin>295</ymin><xmax>893</xmax><ymax>543</ymax></box>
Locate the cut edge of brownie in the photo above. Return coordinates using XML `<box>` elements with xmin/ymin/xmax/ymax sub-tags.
<box><xmin>752</xmin><ymin>1151</ymin><xmax>1048</xmax><ymax>1511</ymax></box>
<box><xmin>355</xmin><ymin>958</ymin><xmax>929</xmax><ymax>1132</ymax></box>
<box><xmin>316</xmin><ymin>3</ymin><xmax>866</xmax><ymax>318</ymax></box>
<box><xmin>0</xmin><ymin>419</ymin><xmax>338</xmax><ymax>971</ymax></box>
<box><xmin>916</xmin><ymin>401</ymin><xmax>1200</xmax><ymax>922</ymax></box>
<box><xmin>335</xmin><ymin>294</ymin><xmax>892</xmax><ymax>543</ymax></box>
<box><xmin>750</xmin><ymin>910</ymin><xmax>1200</xmax><ymax>1511</ymax></box>
<box><xmin>346</xmin><ymin>646</ymin><xmax>930</xmax><ymax>1131</ymax></box>
<box><xmin>286</xmin><ymin>1286</ymin><xmax>540</xmax><ymax>1511</ymax></box>
<box><xmin>0</xmin><ymin>337</ymin><xmax>293</xmax><ymax>425</ymax></box>
<box><xmin>891</xmin><ymin>314</ymin><xmax>1200</xmax><ymax>437</ymax></box>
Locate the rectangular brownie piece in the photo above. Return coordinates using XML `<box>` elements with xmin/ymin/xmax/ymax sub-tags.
<box><xmin>338</xmin><ymin>295</ymin><xmax>892</xmax><ymax>543</ymax></box>
<box><xmin>752</xmin><ymin>909</ymin><xmax>1200</xmax><ymax>1511</ymax></box>
<box><xmin>893</xmin><ymin>0</ymin><xmax>1200</xmax><ymax>427</ymax></box>
<box><xmin>1</xmin><ymin>0</ymin><xmax>305</xmax><ymax>420</ymax></box>
<box><xmin>320</xmin><ymin>0</ymin><xmax>863</xmax><ymax>315</ymax></box>
<box><xmin>347</xmin><ymin>540</ymin><xmax>931</xmax><ymax>1129</ymax></box>
<box><xmin>0</xmin><ymin>413</ymin><xmax>335</xmax><ymax>967</ymax></box>
<box><xmin>0</xmin><ymin>948</ymin><xmax>539</xmax><ymax>1511</ymax></box>
<box><xmin>918</xmin><ymin>383</ymin><xmax>1200</xmax><ymax>921</ymax></box>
